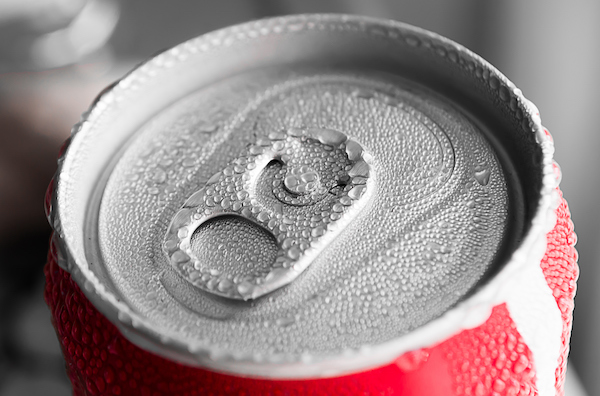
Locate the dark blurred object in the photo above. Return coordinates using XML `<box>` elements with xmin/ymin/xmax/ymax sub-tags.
<box><xmin>0</xmin><ymin>232</ymin><xmax>70</xmax><ymax>395</ymax></box>
<box><xmin>0</xmin><ymin>64</ymin><xmax>127</xmax><ymax>241</ymax></box>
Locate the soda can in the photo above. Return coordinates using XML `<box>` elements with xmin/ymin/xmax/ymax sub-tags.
<box><xmin>44</xmin><ymin>14</ymin><xmax>578</xmax><ymax>396</ymax></box>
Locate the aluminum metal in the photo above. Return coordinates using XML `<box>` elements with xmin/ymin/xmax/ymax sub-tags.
<box><xmin>46</xmin><ymin>14</ymin><xmax>573</xmax><ymax>394</ymax></box>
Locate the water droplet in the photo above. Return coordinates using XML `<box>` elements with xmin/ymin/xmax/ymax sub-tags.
<box><xmin>348</xmin><ymin>185</ymin><xmax>366</xmax><ymax>200</ymax></box>
<box><xmin>218</xmin><ymin>279</ymin><xmax>233</xmax><ymax>292</ymax></box>
<box><xmin>348</xmin><ymin>161</ymin><xmax>369</xmax><ymax>177</ymax></box>
<box><xmin>345</xmin><ymin>139</ymin><xmax>363</xmax><ymax>161</ymax></box>
<box><xmin>351</xmin><ymin>88</ymin><xmax>373</xmax><ymax>99</ymax></box>
<box><xmin>198</xmin><ymin>123</ymin><xmax>217</xmax><ymax>133</ymax></box>
<box><xmin>340</xmin><ymin>196</ymin><xmax>352</xmax><ymax>206</ymax></box>
<box><xmin>395</xmin><ymin>349</ymin><xmax>429</xmax><ymax>371</ymax></box>
<box><xmin>268</xmin><ymin>132</ymin><xmax>287</xmax><ymax>140</ymax></box>
<box><xmin>171</xmin><ymin>251</ymin><xmax>190</xmax><ymax>264</ymax></box>
<box><xmin>474</xmin><ymin>167</ymin><xmax>491</xmax><ymax>186</ymax></box>
<box><xmin>151</xmin><ymin>168</ymin><xmax>167</xmax><ymax>184</ymax></box>
<box><xmin>249</xmin><ymin>145</ymin><xmax>263</xmax><ymax>155</ymax></box>
<box><xmin>146</xmin><ymin>292</ymin><xmax>157</xmax><ymax>300</ymax></box>
<box><xmin>287</xmin><ymin>127</ymin><xmax>304</xmax><ymax>137</ymax></box>
<box><xmin>220</xmin><ymin>198</ymin><xmax>231</xmax><ymax>209</ymax></box>
<box><xmin>287</xmin><ymin>246</ymin><xmax>301</xmax><ymax>260</ymax></box>
<box><xmin>276</xmin><ymin>316</ymin><xmax>296</xmax><ymax>327</ymax></box>
<box><xmin>284</xmin><ymin>175</ymin><xmax>299</xmax><ymax>188</ymax></box>
<box><xmin>257</xmin><ymin>211</ymin><xmax>270</xmax><ymax>222</ymax></box>
<box><xmin>313</xmin><ymin>128</ymin><xmax>347</xmax><ymax>145</ymax></box>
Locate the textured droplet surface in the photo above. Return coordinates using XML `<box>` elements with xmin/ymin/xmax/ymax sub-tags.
<box><xmin>97</xmin><ymin>69</ymin><xmax>511</xmax><ymax>359</ymax></box>
<box><xmin>190</xmin><ymin>215</ymin><xmax>279</xmax><ymax>284</ymax></box>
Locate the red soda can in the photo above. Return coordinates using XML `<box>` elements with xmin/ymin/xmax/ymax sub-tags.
<box><xmin>44</xmin><ymin>14</ymin><xmax>578</xmax><ymax>396</ymax></box>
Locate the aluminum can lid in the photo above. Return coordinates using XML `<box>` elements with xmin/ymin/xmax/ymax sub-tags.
<box><xmin>51</xmin><ymin>14</ymin><xmax>551</xmax><ymax>378</ymax></box>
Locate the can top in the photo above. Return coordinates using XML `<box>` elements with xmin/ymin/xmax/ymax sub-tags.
<box><xmin>50</xmin><ymin>14</ymin><xmax>555</xmax><ymax>378</ymax></box>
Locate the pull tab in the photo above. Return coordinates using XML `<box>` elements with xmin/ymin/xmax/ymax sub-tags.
<box><xmin>164</xmin><ymin>127</ymin><xmax>374</xmax><ymax>300</ymax></box>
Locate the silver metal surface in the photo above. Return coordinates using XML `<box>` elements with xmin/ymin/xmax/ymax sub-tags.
<box><xmin>97</xmin><ymin>70</ymin><xmax>509</xmax><ymax>356</ymax></box>
<box><xmin>50</xmin><ymin>14</ymin><xmax>550</xmax><ymax>376</ymax></box>
<box><xmin>164</xmin><ymin>125</ymin><xmax>374</xmax><ymax>300</ymax></box>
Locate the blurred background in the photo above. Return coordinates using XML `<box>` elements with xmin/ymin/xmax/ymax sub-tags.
<box><xmin>0</xmin><ymin>0</ymin><xmax>597</xmax><ymax>395</ymax></box>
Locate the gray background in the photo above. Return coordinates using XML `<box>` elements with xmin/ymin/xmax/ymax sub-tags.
<box><xmin>0</xmin><ymin>1</ymin><xmax>596</xmax><ymax>395</ymax></box>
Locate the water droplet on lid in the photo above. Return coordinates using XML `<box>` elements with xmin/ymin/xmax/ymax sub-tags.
<box><xmin>338</xmin><ymin>174</ymin><xmax>351</xmax><ymax>184</ymax></box>
<box><xmin>282</xmin><ymin>238</ymin><xmax>294</xmax><ymax>249</ymax></box>
<box><xmin>177</xmin><ymin>227</ymin><xmax>189</xmax><ymax>238</ymax></box>
<box><xmin>351</xmin><ymin>88</ymin><xmax>373</xmax><ymax>99</ymax></box>
<box><xmin>249</xmin><ymin>145</ymin><xmax>263</xmax><ymax>155</ymax></box>
<box><xmin>340</xmin><ymin>196</ymin><xmax>352</xmax><ymax>206</ymax></box>
<box><xmin>256</xmin><ymin>138</ymin><xmax>271</xmax><ymax>146</ymax></box>
<box><xmin>301</xmin><ymin>172</ymin><xmax>318</xmax><ymax>183</ymax></box>
<box><xmin>220</xmin><ymin>198</ymin><xmax>231</xmax><ymax>209</ymax></box>
<box><xmin>257</xmin><ymin>211</ymin><xmax>270</xmax><ymax>222</ymax></box>
<box><xmin>276</xmin><ymin>316</ymin><xmax>296</xmax><ymax>327</ymax></box>
<box><xmin>348</xmin><ymin>185</ymin><xmax>366</xmax><ymax>200</ymax></box>
<box><xmin>218</xmin><ymin>279</ymin><xmax>233</xmax><ymax>292</ymax></box>
<box><xmin>348</xmin><ymin>161</ymin><xmax>369</xmax><ymax>177</ymax></box>
<box><xmin>206</xmin><ymin>278</ymin><xmax>219</xmax><ymax>290</ymax></box>
<box><xmin>146</xmin><ymin>291</ymin><xmax>157</xmax><ymax>300</ymax></box>
<box><xmin>345</xmin><ymin>139</ymin><xmax>363</xmax><ymax>161</ymax></box>
<box><xmin>151</xmin><ymin>168</ymin><xmax>167</xmax><ymax>184</ymax></box>
<box><xmin>159</xmin><ymin>157</ymin><xmax>174</xmax><ymax>167</ymax></box>
<box><xmin>241</xmin><ymin>208</ymin><xmax>252</xmax><ymax>217</ymax></box>
<box><xmin>284</xmin><ymin>175</ymin><xmax>299</xmax><ymax>188</ymax></box>
<box><xmin>268</xmin><ymin>132</ymin><xmax>286</xmax><ymax>140</ymax></box>
<box><xmin>287</xmin><ymin>246</ymin><xmax>301</xmax><ymax>260</ymax></box>
<box><xmin>474</xmin><ymin>167</ymin><xmax>491</xmax><ymax>186</ymax></box>
<box><xmin>171</xmin><ymin>251</ymin><xmax>190</xmax><ymax>264</ymax></box>
<box><xmin>313</xmin><ymin>128</ymin><xmax>347</xmax><ymax>145</ymax></box>
<box><xmin>287</xmin><ymin>127</ymin><xmax>304</xmax><ymax>137</ymax></box>
<box><xmin>198</xmin><ymin>123</ymin><xmax>218</xmax><ymax>133</ymax></box>
<box><xmin>352</xmin><ymin>176</ymin><xmax>368</xmax><ymax>185</ymax></box>
<box><xmin>205</xmin><ymin>197</ymin><xmax>216</xmax><ymax>207</ymax></box>
<box><xmin>164</xmin><ymin>239</ymin><xmax>178</xmax><ymax>253</ymax></box>
<box><xmin>182</xmin><ymin>158</ymin><xmax>197</xmax><ymax>167</ymax></box>
<box><xmin>311</xmin><ymin>226</ymin><xmax>325</xmax><ymax>238</ymax></box>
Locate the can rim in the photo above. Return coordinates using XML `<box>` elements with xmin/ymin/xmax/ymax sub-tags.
<box><xmin>49</xmin><ymin>13</ymin><xmax>561</xmax><ymax>380</ymax></box>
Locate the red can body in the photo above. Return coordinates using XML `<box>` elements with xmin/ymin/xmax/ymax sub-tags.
<box><xmin>44</xmin><ymin>186</ymin><xmax>577</xmax><ymax>396</ymax></box>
